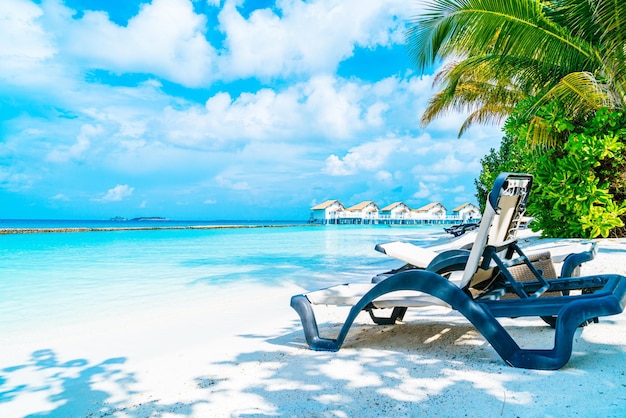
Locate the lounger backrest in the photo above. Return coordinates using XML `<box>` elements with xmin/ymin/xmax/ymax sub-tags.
<box><xmin>460</xmin><ymin>173</ymin><xmax>533</xmax><ymax>288</ymax></box>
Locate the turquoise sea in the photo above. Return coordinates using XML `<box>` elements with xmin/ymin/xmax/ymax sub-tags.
<box><xmin>0</xmin><ymin>220</ymin><xmax>445</xmax><ymax>338</ymax></box>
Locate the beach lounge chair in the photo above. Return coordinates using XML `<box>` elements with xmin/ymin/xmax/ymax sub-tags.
<box><xmin>444</xmin><ymin>220</ymin><xmax>480</xmax><ymax>237</ymax></box>
<box><xmin>290</xmin><ymin>173</ymin><xmax>626</xmax><ymax>370</ymax></box>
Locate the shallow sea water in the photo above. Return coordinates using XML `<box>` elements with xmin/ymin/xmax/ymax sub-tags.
<box><xmin>0</xmin><ymin>223</ymin><xmax>444</xmax><ymax>336</ymax></box>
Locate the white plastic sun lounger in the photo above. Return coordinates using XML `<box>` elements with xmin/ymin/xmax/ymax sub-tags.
<box><xmin>374</xmin><ymin>234</ymin><xmax>596</xmax><ymax>278</ymax></box>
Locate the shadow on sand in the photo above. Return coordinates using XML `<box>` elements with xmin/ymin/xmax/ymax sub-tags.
<box><xmin>0</xmin><ymin>349</ymin><xmax>204</xmax><ymax>417</ymax></box>
<box><xmin>2</xmin><ymin>314</ymin><xmax>624</xmax><ymax>417</ymax></box>
<box><xmin>195</xmin><ymin>314</ymin><xmax>626</xmax><ymax>416</ymax></box>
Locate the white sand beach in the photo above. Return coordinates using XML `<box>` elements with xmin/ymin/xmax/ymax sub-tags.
<box><xmin>2</xmin><ymin>235</ymin><xmax>626</xmax><ymax>417</ymax></box>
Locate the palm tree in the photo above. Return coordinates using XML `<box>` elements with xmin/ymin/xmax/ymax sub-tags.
<box><xmin>407</xmin><ymin>0</ymin><xmax>626</xmax><ymax>145</ymax></box>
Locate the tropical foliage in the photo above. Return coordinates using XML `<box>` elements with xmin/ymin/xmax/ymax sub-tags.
<box><xmin>407</xmin><ymin>0</ymin><xmax>626</xmax><ymax>237</ymax></box>
<box><xmin>477</xmin><ymin>105</ymin><xmax>626</xmax><ymax>238</ymax></box>
<box><xmin>407</xmin><ymin>0</ymin><xmax>626</xmax><ymax>145</ymax></box>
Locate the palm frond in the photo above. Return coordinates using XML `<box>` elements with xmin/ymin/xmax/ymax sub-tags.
<box><xmin>536</xmin><ymin>71</ymin><xmax>615</xmax><ymax>112</ymax></box>
<box><xmin>407</xmin><ymin>0</ymin><xmax>626</xmax><ymax>146</ymax></box>
<box><xmin>551</xmin><ymin>0</ymin><xmax>626</xmax><ymax>104</ymax></box>
<box><xmin>527</xmin><ymin>116</ymin><xmax>561</xmax><ymax>148</ymax></box>
<box><xmin>421</xmin><ymin>65</ymin><xmax>522</xmax><ymax>134</ymax></box>
<box><xmin>458</xmin><ymin>105</ymin><xmax>513</xmax><ymax>137</ymax></box>
<box><xmin>406</xmin><ymin>0</ymin><xmax>599</xmax><ymax>75</ymax></box>
<box><xmin>594</xmin><ymin>0</ymin><xmax>626</xmax><ymax>104</ymax></box>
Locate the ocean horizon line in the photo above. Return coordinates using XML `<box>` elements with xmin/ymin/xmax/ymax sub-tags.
<box><xmin>0</xmin><ymin>218</ymin><xmax>315</xmax><ymax>234</ymax></box>
<box><xmin>0</xmin><ymin>218</ymin><xmax>443</xmax><ymax>235</ymax></box>
<box><xmin>0</xmin><ymin>217</ymin><xmax>306</xmax><ymax>222</ymax></box>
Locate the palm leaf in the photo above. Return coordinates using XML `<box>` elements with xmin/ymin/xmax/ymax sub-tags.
<box><xmin>407</xmin><ymin>0</ymin><xmax>599</xmax><ymax>76</ymax></box>
<box><xmin>458</xmin><ymin>104</ymin><xmax>514</xmax><ymax>136</ymax></box>
<box><xmin>407</xmin><ymin>0</ymin><xmax>626</xmax><ymax>146</ymax></box>
<box><xmin>536</xmin><ymin>71</ymin><xmax>615</xmax><ymax>112</ymax></box>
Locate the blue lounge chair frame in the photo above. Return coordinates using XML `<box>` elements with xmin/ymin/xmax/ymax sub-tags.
<box><xmin>290</xmin><ymin>173</ymin><xmax>626</xmax><ymax>370</ymax></box>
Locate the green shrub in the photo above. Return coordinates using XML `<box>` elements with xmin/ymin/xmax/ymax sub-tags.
<box><xmin>476</xmin><ymin>106</ymin><xmax>626</xmax><ymax>238</ymax></box>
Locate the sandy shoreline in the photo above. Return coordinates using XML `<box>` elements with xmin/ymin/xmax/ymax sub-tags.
<box><xmin>1</xmin><ymin>235</ymin><xmax>625</xmax><ymax>417</ymax></box>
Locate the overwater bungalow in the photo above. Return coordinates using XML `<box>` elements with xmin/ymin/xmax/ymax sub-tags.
<box><xmin>380</xmin><ymin>202</ymin><xmax>412</xmax><ymax>224</ymax></box>
<box><xmin>309</xmin><ymin>200</ymin><xmax>346</xmax><ymax>224</ymax></box>
<box><xmin>411</xmin><ymin>202</ymin><xmax>447</xmax><ymax>223</ymax></box>
<box><xmin>452</xmin><ymin>202</ymin><xmax>481</xmax><ymax>221</ymax></box>
<box><xmin>345</xmin><ymin>201</ymin><xmax>380</xmax><ymax>224</ymax></box>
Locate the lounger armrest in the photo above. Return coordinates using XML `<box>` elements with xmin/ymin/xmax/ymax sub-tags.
<box><xmin>426</xmin><ymin>249</ymin><xmax>471</xmax><ymax>274</ymax></box>
<box><xmin>480</xmin><ymin>240</ymin><xmax>519</xmax><ymax>270</ymax></box>
<box><xmin>486</xmin><ymin>239</ymin><xmax>518</xmax><ymax>253</ymax></box>
<box><xmin>374</xmin><ymin>241</ymin><xmax>438</xmax><ymax>269</ymax></box>
<box><xmin>560</xmin><ymin>242</ymin><xmax>598</xmax><ymax>278</ymax></box>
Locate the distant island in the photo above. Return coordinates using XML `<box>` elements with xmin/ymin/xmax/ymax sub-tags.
<box><xmin>109</xmin><ymin>217</ymin><xmax>169</xmax><ymax>221</ymax></box>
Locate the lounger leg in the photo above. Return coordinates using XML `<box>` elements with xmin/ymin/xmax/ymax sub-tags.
<box><xmin>367</xmin><ymin>306</ymin><xmax>408</xmax><ymax>325</ymax></box>
<box><xmin>503</xmin><ymin>296</ymin><xmax>620</xmax><ymax>369</ymax></box>
<box><xmin>290</xmin><ymin>295</ymin><xmax>340</xmax><ymax>351</ymax></box>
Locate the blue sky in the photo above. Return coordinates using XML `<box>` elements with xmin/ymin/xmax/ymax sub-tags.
<box><xmin>1</xmin><ymin>0</ymin><xmax>503</xmax><ymax>220</ymax></box>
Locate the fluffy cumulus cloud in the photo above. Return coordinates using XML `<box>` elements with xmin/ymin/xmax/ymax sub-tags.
<box><xmin>98</xmin><ymin>184</ymin><xmax>135</xmax><ymax>202</ymax></box>
<box><xmin>215</xmin><ymin>174</ymin><xmax>250</xmax><ymax>191</ymax></box>
<box><xmin>315</xmin><ymin>129</ymin><xmax>497</xmax><ymax>208</ymax></box>
<box><xmin>412</xmin><ymin>182</ymin><xmax>431</xmax><ymax>199</ymax></box>
<box><xmin>0</xmin><ymin>0</ymin><xmax>63</xmax><ymax>90</ymax></box>
<box><xmin>46</xmin><ymin>124</ymin><xmax>101</xmax><ymax>163</ymax></box>
<box><xmin>158</xmin><ymin>74</ymin><xmax>391</xmax><ymax>146</ymax></box>
<box><xmin>1</xmin><ymin>0</ymin><xmax>413</xmax><ymax>87</ymax></box>
<box><xmin>0</xmin><ymin>0</ymin><xmax>56</xmax><ymax>60</ymax></box>
<box><xmin>163</xmin><ymin>88</ymin><xmax>306</xmax><ymax>145</ymax></box>
<box><xmin>59</xmin><ymin>0</ymin><xmax>216</xmax><ymax>87</ymax></box>
<box><xmin>324</xmin><ymin>138</ymin><xmax>402</xmax><ymax>175</ymax></box>
<box><xmin>218</xmin><ymin>0</ymin><xmax>414</xmax><ymax>78</ymax></box>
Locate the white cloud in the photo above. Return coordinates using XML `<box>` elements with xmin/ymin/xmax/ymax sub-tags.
<box><xmin>0</xmin><ymin>0</ymin><xmax>418</xmax><ymax>88</ymax></box>
<box><xmin>217</xmin><ymin>0</ymin><xmax>413</xmax><ymax>78</ymax></box>
<box><xmin>323</xmin><ymin>138</ymin><xmax>402</xmax><ymax>176</ymax></box>
<box><xmin>1</xmin><ymin>172</ymin><xmax>37</xmax><ymax>192</ymax></box>
<box><xmin>50</xmin><ymin>193</ymin><xmax>68</xmax><ymax>201</ymax></box>
<box><xmin>160</xmin><ymin>73</ymin><xmax>439</xmax><ymax>149</ymax></box>
<box><xmin>432</xmin><ymin>154</ymin><xmax>482</xmax><ymax>174</ymax></box>
<box><xmin>47</xmin><ymin>124</ymin><xmax>101</xmax><ymax>163</ymax></box>
<box><xmin>0</xmin><ymin>1</ymin><xmax>500</xmax><ymax>219</ymax></box>
<box><xmin>0</xmin><ymin>0</ymin><xmax>56</xmax><ymax>60</ymax></box>
<box><xmin>215</xmin><ymin>175</ymin><xmax>249</xmax><ymax>191</ymax></box>
<box><xmin>412</xmin><ymin>182</ymin><xmax>431</xmax><ymax>199</ymax></box>
<box><xmin>365</xmin><ymin>102</ymin><xmax>389</xmax><ymax>126</ymax></box>
<box><xmin>61</xmin><ymin>0</ymin><xmax>216</xmax><ymax>87</ymax></box>
<box><xmin>98</xmin><ymin>184</ymin><xmax>135</xmax><ymax>202</ymax></box>
<box><xmin>0</xmin><ymin>0</ymin><xmax>66</xmax><ymax>89</ymax></box>
<box><xmin>323</xmin><ymin>155</ymin><xmax>348</xmax><ymax>176</ymax></box>
<box><xmin>302</xmin><ymin>75</ymin><xmax>365</xmax><ymax>138</ymax></box>
<box><xmin>375</xmin><ymin>170</ymin><xmax>392</xmax><ymax>182</ymax></box>
<box><xmin>161</xmin><ymin>75</ymin><xmax>369</xmax><ymax>145</ymax></box>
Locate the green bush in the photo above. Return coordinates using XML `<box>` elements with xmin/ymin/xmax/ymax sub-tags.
<box><xmin>476</xmin><ymin>106</ymin><xmax>626</xmax><ymax>238</ymax></box>
<box><xmin>531</xmin><ymin>130</ymin><xmax>626</xmax><ymax>237</ymax></box>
